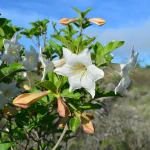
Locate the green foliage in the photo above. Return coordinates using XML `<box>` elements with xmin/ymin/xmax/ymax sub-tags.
<box><xmin>0</xmin><ymin>7</ymin><xmax>128</xmax><ymax>150</ymax></box>
<box><xmin>69</xmin><ymin>118</ymin><xmax>80</xmax><ymax>131</ymax></box>
<box><xmin>0</xmin><ymin>142</ymin><xmax>14</xmax><ymax>150</ymax></box>
<box><xmin>0</xmin><ymin>63</ymin><xmax>23</xmax><ymax>81</ymax></box>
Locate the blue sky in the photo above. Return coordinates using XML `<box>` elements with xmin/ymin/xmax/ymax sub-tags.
<box><xmin>1</xmin><ymin>0</ymin><xmax>150</xmax><ymax>66</ymax></box>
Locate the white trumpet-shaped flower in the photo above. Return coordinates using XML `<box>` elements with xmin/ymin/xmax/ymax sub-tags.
<box><xmin>0</xmin><ymin>81</ymin><xmax>20</xmax><ymax>108</ymax></box>
<box><xmin>54</xmin><ymin>48</ymin><xmax>104</xmax><ymax>98</ymax></box>
<box><xmin>22</xmin><ymin>46</ymin><xmax>38</xmax><ymax>71</ymax></box>
<box><xmin>110</xmin><ymin>47</ymin><xmax>139</xmax><ymax>94</ymax></box>
<box><xmin>1</xmin><ymin>33</ymin><xmax>23</xmax><ymax>64</ymax></box>
<box><xmin>39</xmin><ymin>47</ymin><xmax>54</xmax><ymax>81</ymax></box>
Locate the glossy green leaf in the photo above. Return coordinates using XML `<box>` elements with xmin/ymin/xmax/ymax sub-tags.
<box><xmin>61</xmin><ymin>89</ymin><xmax>81</xmax><ymax>100</ymax></box>
<box><xmin>72</xmin><ymin>7</ymin><xmax>81</xmax><ymax>18</ymax></box>
<box><xmin>79</xmin><ymin>102</ymin><xmax>101</xmax><ymax>110</ymax></box>
<box><xmin>98</xmin><ymin>41</ymin><xmax>124</xmax><ymax>56</ymax></box>
<box><xmin>0</xmin><ymin>142</ymin><xmax>14</xmax><ymax>150</ymax></box>
<box><xmin>37</xmin><ymin>81</ymin><xmax>57</xmax><ymax>93</ymax></box>
<box><xmin>95</xmin><ymin>90</ymin><xmax>122</xmax><ymax>98</ymax></box>
<box><xmin>51</xmin><ymin>35</ymin><xmax>75</xmax><ymax>51</ymax></box>
<box><xmin>69</xmin><ymin>118</ymin><xmax>80</xmax><ymax>131</ymax></box>
<box><xmin>0</xmin><ymin>27</ymin><xmax>5</xmax><ymax>36</ymax></box>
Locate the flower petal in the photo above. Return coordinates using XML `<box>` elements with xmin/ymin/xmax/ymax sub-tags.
<box><xmin>3</xmin><ymin>40</ymin><xmax>11</xmax><ymax>50</ymax></box>
<box><xmin>115</xmin><ymin>75</ymin><xmax>131</xmax><ymax>94</ymax></box>
<box><xmin>63</xmin><ymin>47</ymin><xmax>78</xmax><ymax>66</ymax></box>
<box><xmin>78</xmin><ymin>48</ymin><xmax>92</xmax><ymax>66</ymax></box>
<box><xmin>86</xmin><ymin>88</ymin><xmax>95</xmax><ymax>99</ymax></box>
<box><xmin>87</xmin><ymin>65</ymin><xmax>104</xmax><ymax>81</ymax></box>
<box><xmin>68</xmin><ymin>76</ymin><xmax>82</xmax><ymax>91</ymax></box>
<box><xmin>109</xmin><ymin>63</ymin><xmax>126</xmax><ymax>75</ymax></box>
<box><xmin>54</xmin><ymin>64</ymin><xmax>73</xmax><ymax>77</ymax></box>
<box><xmin>11</xmin><ymin>33</ymin><xmax>18</xmax><ymax>44</ymax></box>
<box><xmin>81</xmin><ymin>75</ymin><xmax>95</xmax><ymax>97</ymax></box>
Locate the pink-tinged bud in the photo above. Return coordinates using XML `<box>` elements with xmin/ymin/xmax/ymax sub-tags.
<box><xmin>53</xmin><ymin>58</ymin><xmax>65</xmax><ymax>68</ymax></box>
<box><xmin>13</xmin><ymin>91</ymin><xmax>50</xmax><ymax>109</ymax></box>
<box><xmin>60</xmin><ymin>18</ymin><xmax>78</xmax><ymax>25</ymax></box>
<box><xmin>81</xmin><ymin>113</ymin><xmax>94</xmax><ymax>134</ymax></box>
<box><xmin>23</xmin><ymin>84</ymin><xmax>31</xmax><ymax>91</ymax></box>
<box><xmin>88</xmin><ymin>18</ymin><xmax>106</xmax><ymax>26</ymax></box>
<box><xmin>2</xmin><ymin>105</ymin><xmax>17</xmax><ymax>116</ymax></box>
<box><xmin>57</xmin><ymin>97</ymin><xmax>71</xmax><ymax>117</ymax></box>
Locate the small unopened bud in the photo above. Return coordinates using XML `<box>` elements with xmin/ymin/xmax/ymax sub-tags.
<box><xmin>57</xmin><ymin>97</ymin><xmax>71</xmax><ymax>117</ymax></box>
<box><xmin>81</xmin><ymin>113</ymin><xmax>94</xmax><ymax>134</ymax></box>
<box><xmin>23</xmin><ymin>84</ymin><xmax>31</xmax><ymax>91</ymax></box>
<box><xmin>60</xmin><ymin>18</ymin><xmax>78</xmax><ymax>25</ymax></box>
<box><xmin>2</xmin><ymin>105</ymin><xmax>17</xmax><ymax>116</ymax></box>
<box><xmin>13</xmin><ymin>90</ymin><xmax>50</xmax><ymax>109</ymax></box>
<box><xmin>88</xmin><ymin>18</ymin><xmax>106</xmax><ymax>26</ymax></box>
<box><xmin>52</xmin><ymin>58</ymin><xmax>65</xmax><ymax>68</ymax></box>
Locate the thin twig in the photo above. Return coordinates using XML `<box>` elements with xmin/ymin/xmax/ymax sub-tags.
<box><xmin>31</xmin><ymin>38</ymin><xmax>39</xmax><ymax>48</ymax></box>
<box><xmin>52</xmin><ymin>124</ymin><xmax>68</xmax><ymax>150</ymax></box>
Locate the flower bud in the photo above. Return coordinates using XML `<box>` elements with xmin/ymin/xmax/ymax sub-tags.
<box><xmin>23</xmin><ymin>84</ymin><xmax>31</xmax><ymax>91</ymax></box>
<box><xmin>81</xmin><ymin>113</ymin><xmax>94</xmax><ymax>134</ymax></box>
<box><xmin>13</xmin><ymin>91</ymin><xmax>50</xmax><ymax>109</ymax></box>
<box><xmin>2</xmin><ymin>105</ymin><xmax>17</xmax><ymax>116</ymax></box>
<box><xmin>57</xmin><ymin>97</ymin><xmax>71</xmax><ymax>117</ymax></box>
<box><xmin>60</xmin><ymin>18</ymin><xmax>78</xmax><ymax>25</ymax></box>
<box><xmin>88</xmin><ymin>18</ymin><xmax>106</xmax><ymax>26</ymax></box>
<box><xmin>53</xmin><ymin>58</ymin><xmax>65</xmax><ymax>68</ymax></box>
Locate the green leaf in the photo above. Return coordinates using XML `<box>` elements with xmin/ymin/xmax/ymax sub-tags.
<box><xmin>81</xmin><ymin>8</ymin><xmax>92</xmax><ymax>18</ymax></box>
<box><xmin>61</xmin><ymin>89</ymin><xmax>81</xmax><ymax>100</ymax></box>
<box><xmin>0</xmin><ymin>36</ymin><xmax>3</xmax><ymax>49</ymax></box>
<box><xmin>69</xmin><ymin>118</ymin><xmax>80</xmax><ymax>131</ymax></box>
<box><xmin>98</xmin><ymin>41</ymin><xmax>124</xmax><ymax>56</ymax></box>
<box><xmin>79</xmin><ymin>102</ymin><xmax>101</xmax><ymax>110</ymax></box>
<box><xmin>37</xmin><ymin>81</ymin><xmax>57</xmax><ymax>93</ymax></box>
<box><xmin>51</xmin><ymin>35</ymin><xmax>75</xmax><ymax>51</ymax></box>
<box><xmin>48</xmin><ymin>40</ymin><xmax>60</xmax><ymax>50</ymax></box>
<box><xmin>0</xmin><ymin>27</ymin><xmax>5</xmax><ymax>36</ymax></box>
<box><xmin>95</xmin><ymin>90</ymin><xmax>122</xmax><ymax>98</ymax></box>
<box><xmin>0</xmin><ymin>63</ymin><xmax>23</xmax><ymax>81</ymax></box>
<box><xmin>0</xmin><ymin>142</ymin><xmax>14</xmax><ymax>150</ymax></box>
<box><xmin>56</xmin><ymin>76</ymin><xmax>68</xmax><ymax>91</ymax></box>
<box><xmin>74</xmin><ymin>36</ymin><xmax>82</xmax><ymax>52</ymax></box>
<box><xmin>0</xmin><ymin>18</ymin><xmax>11</xmax><ymax>27</ymax></box>
<box><xmin>93</xmin><ymin>42</ymin><xmax>103</xmax><ymax>54</ymax></box>
<box><xmin>96</xmin><ymin>55</ymin><xmax>107</xmax><ymax>66</ymax></box>
<box><xmin>72</xmin><ymin>7</ymin><xmax>81</xmax><ymax>18</ymax></box>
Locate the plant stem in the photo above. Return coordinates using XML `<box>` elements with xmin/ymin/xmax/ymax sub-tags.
<box><xmin>79</xmin><ymin>22</ymin><xmax>83</xmax><ymax>36</ymax></box>
<box><xmin>52</xmin><ymin>124</ymin><xmax>68</xmax><ymax>150</ymax></box>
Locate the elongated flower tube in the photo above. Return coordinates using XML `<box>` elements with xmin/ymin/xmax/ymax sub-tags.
<box><xmin>88</xmin><ymin>18</ymin><xmax>106</xmax><ymax>26</ymax></box>
<box><xmin>1</xmin><ymin>33</ymin><xmax>23</xmax><ymax>64</ymax></box>
<box><xmin>57</xmin><ymin>97</ymin><xmax>71</xmax><ymax>117</ymax></box>
<box><xmin>54</xmin><ymin>48</ymin><xmax>104</xmax><ymax>98</ymax></box>
<box><xmin>59</xmin><ymin>18</ymin><xmax>78</xmax><ymax>25</ymax></box>
<box><xmin>13</xmin><ymin>90</ymin><xmax>50</xmax><ymax>109</ymax></box>
<box><xmin>110</xmin><ymin>46</ymin><xmax>139</xmax><ymax>94</ymax></box>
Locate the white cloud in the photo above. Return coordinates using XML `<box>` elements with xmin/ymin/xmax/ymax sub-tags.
<box><xmin>86</xmin><ymin>20</ymin><xmax>150</xmax><ymax>65</ymax></box>
<box><xmin>0</xmin><ymin>8</ymin><xmax>58</xmax><ymax>27</ymax></box>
